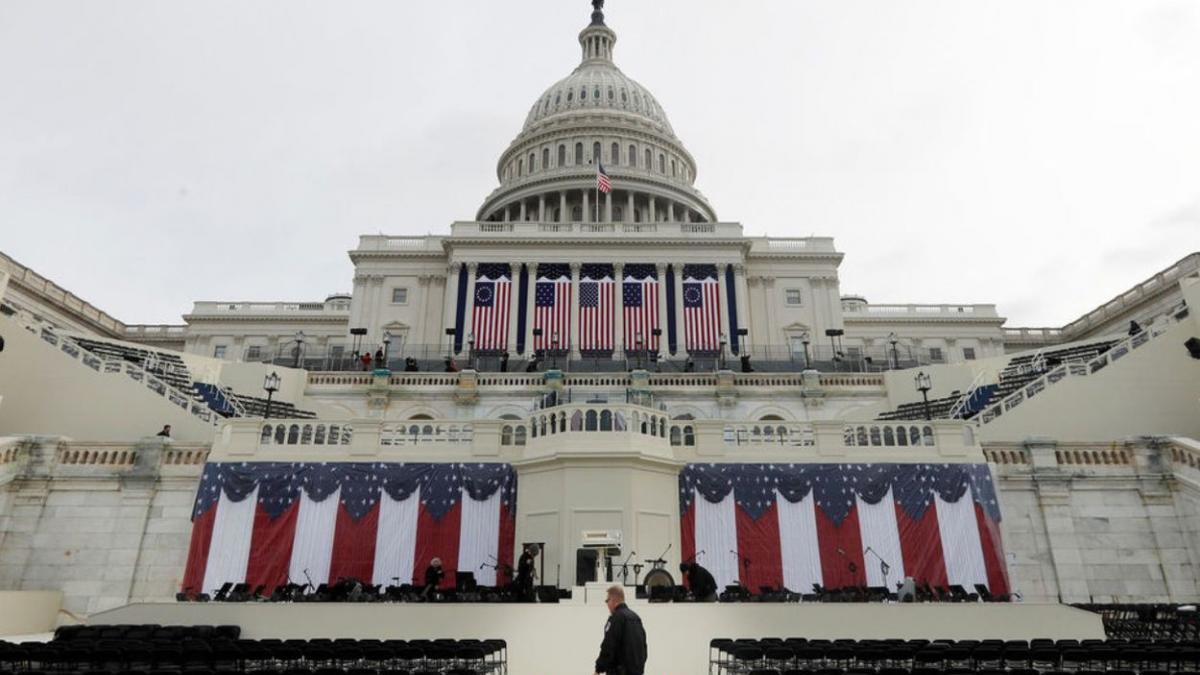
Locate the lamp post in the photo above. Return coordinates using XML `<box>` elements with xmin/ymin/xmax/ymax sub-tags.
<box><xmin>825</xmin><ymin>328</ymin><xmax>844</xmax><ymax>370</ymax></box>
<box><xmin>349</xmin><ymin>328</ymin><xmax>368</xmax><ymax>368</ymax></box>
<box><xmin>382</xmin><ymin>330</ymin><xmax>392</xmax><ymax>369</ymax></box>
<box><xmin>263</xmin><ymin>371</ymin><xmax>281</xmax><ymax>419</ymax></box>
<box><xmin>467</xmin><ymin>331</ymin><xmax>476</xmax><ymax>370</ymax></box>
<box><xmin>635</xmin><ymin>331</ymin><xmax>644</xmax><ymax>370</ymax></box>
<box><xmin>444</xmin><ymin>327</ymin><xmax>456</xmax><ymax>362</ymax></box>
<box><xmin>551</xmin><ymin>331</ymin><xmax>560</xmax><ymax>369</ymax></box>
<box><xmin>799</xmin><ymin>330</ymin><xmax>811</xmax><ymax>368</ymax></box>
<box><xmin>915</xmin><ymin>371</ymin><xmax>933</xmax><ymax>421</ymax></box>
<box><xmin>888</xmin><ymin>332</ymin><xmax>900</xmax><ymax>370</ymax></box>
<box><xmin>719</xmin><ymin>333</ymin><xmax>728</xmax><ymax>370</ymax></box>
<box><xmin>292</xmin><ymin>331</ymin><xmax>305</xmax><ymax>368</ymax></box>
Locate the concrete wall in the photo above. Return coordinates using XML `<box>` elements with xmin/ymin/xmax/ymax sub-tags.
<box><xmin>0</xmin><ymin>437</ymin><xmax>204</xmax><ymax>616</ymax></box>
<box><xmin>991</xmin><ymin>439</ymin><xmax>1200</xmax><ymax>603</ymax></box>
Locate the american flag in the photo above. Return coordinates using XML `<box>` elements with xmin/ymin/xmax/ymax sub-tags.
<box><xmin>472</xmin><ymin>263</ymin><xmax>512</xmax><ymax>352</ymax></box>
<box><xmin>183</xmin><ymin>461</ymin><xmax>517</xmax><ymax>595</ymax></box>
<box><xmin>679</xmin><ymin>462</ymin><xmax>1009</xmax><ymax>597</ymax></box>
<box><xmin>623</xmin><ymin>264</ymin><xmax>659</xmax><ymax>353</ymax></box>
<box><xmin>597</xmin><ymin>163</ymin><xmax>612</xmax><ymax>194</ymax></box>
<box><xmin>683</xmin><ymin>264</ymin><xmax>722</xmax><ymax>352</ymax></box>
<box><xmin>579</xmin><ymin>264</ymin><xmax>614</xmax><ymax>352</ymax></box>
<box><xmin>534</xmin><ymin>264</ymin><xmax>571</xmax><ymax>352</ymax></box>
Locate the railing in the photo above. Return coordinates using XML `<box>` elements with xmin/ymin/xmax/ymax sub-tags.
<box><xmin>982</xmin><ymin>442</ymin><xmax>1131</xmax><ymax>468</ymax></box>
<box><xmin>123</xmin><ymin>324</ymin><xmax>188</xmax><ymax>338</ymax></box>
<box><xmin>977</xmin><ymin>310</ymin><xmax>1181</xmax><ymax>425</ymax></box>
<box><xmin>34</xmin><ymin>325</ymin><xmax>222</xmax><ymax>427</ymax></box>
<box><xmin>448</xmin><ymin>221</ymin><xmax>748</xmax><ymax>239</ymax></box>
<box><xmin>188</xmin><ymin>301</ymin><xmax>350</xmax><ymax>315</ymax></box>
<box><xmin>355</xmin><ymin>235</ymin><xmax>446</xmax><ymax>252</ymax></box>
<box><xmin>1059</xmin><ymin>253</ymin><xmax>1199</xmax><ymax>338</ymax></box>
<box><xmin>0</xmin><ymin>438</ymin><xmax>209</xmax><ymax>474</ymax></box>
<box><xmin>0</xmin><ymin>251</ymin><xmax>126</xmax><ymax>335</ymax></box>
<box><xmin>842</xmin><ymin>303</ymin><xmax>1000</xmax><ymax>318</ymax></box>
<box><xmin>213</xmin><ymin>414</ymin><xmax>980</xmax><ymax>460</ymax></box>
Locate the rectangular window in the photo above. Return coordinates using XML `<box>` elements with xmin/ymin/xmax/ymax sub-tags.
<box><xmin>929</xmin><ymin>347</ymin><xmax>944</xmax><ymax>363</ymax></box>
<box><xmin>785</xmin><ymin>289</ymin><xmax>803</xmax><ymax>306</ymax></box>
<box><xmin>963</xmin><ymin>347</ymin><xmax>977</xmax><ymax>361</ymax></box>
<box><xmin>213</xmin><ymin>345</ymin><xmax>227</xmax><ymax>359</ymax></box>
<box><xmin>246</xmin><ymin>345</ymin><xmax>261</xmax><ymax>360</ymax></box>
<box><xmin>846</xmin><ymin>347</ymin><xmax>862</xmax><ymax>362</ymax></box>
<box><xmin>391</xmin><ymin>288</ymin><xmax>408</xmax><ymax>304</ymax></box>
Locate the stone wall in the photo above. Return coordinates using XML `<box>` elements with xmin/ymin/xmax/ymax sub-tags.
<box><xmin>0</xmin><ymin>436</ymin><xmax>206</xmax><ymax>616</ymax></box>
<box><xmin>987</xmin><ymin>438</ymin><xmax>1200</xmax><ymax>603</ymax></box>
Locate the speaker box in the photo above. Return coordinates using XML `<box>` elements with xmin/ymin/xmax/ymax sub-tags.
<box><xmin>1185</xmin><ymin>337</ymin><xmax>1200</xmax><ymax>360</ymax></box>
<box><xmin>536</xmin><ymin>585</ymin><xmax>560</xmax><ymax>603</ymax></box>
<box><xmin>575</xmin><ymin>548</ymin><xmax>598</xmax><ymax>586</ymax></box>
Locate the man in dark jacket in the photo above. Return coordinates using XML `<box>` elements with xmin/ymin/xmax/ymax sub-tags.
<box><xmin>680</xmin><ymin>561</ymin><xmax>718</xmax><ymax>602</ymax></box>
<box><xmin>594</xmin><ymin>586</ymin><xmax>647</xmax><ymax>675</ymax></box>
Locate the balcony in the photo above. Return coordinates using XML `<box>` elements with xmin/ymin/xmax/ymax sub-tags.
<box><xmin>446</xmin><ymin>220</ymin><xmax>749</xmax><ymax>240</ymax></box>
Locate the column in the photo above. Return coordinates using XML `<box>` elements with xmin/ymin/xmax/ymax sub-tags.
<box><xmin>605</xmin><ymin>192</ymin><xmax>613</xmax><ymax>222</ymax></box>
<box><xmin>504</xmin><ymin>205</ymin><xmax>511</xmax><ymax>222</ymax></box>
<box><xmin>416</xmin><ymin>275</ymin><xmax>431</xmax><ymax>348</ymax></box>
<box><xmin>655</xmin><ymin>263</ymin><xmax>669</xmax><ymax>357</ymax></box>
<box><xmin>717</xmin><ymin>263</ymin><xmax>731</xmax><ymax>360</ymax></box>
<box><xmin>507</xmin><ymin>262</ymin><xmax>521</xmax><ymax>353</ymax></box>
<box><xmin>462</xmin><ymin>262</ymin><xmax>478</xmax><ymax>356</ymax></box>
<box><xmin>673</xmin><ymin>263</ymin><xmax>686</xmax><ymax>356</ymax></box>
<box><xmin>667</xmin><ymin>201</ymin><xmax>675</xmax><ymax>222</ymax></box>
<box><xmin>539</xmin><ymin>195</ymin><xmax>546</xmax><ymax>222</ymax></box>
<box><xmin>525</xmin><ymin>263</ymin><xmax>539</xmax><ymax>355</ymax></box>
<box><xmin>559</xmin><ymin>192</ymin><xmax>567</xmax><ymax>223</ymax></box>
<box><xmin>734</xmin><ymin>264</ymin><xmax>752</xmax><ymax>351</ymax></box>
<box><xmin>442</xmin><ymin>264</ymin><xmax>461</xmax><ymax>342</ymax></box>
<box><xmin>649</xmin><ymin>197</ymin><xmax>657</xmax><ymax>223</ymax></box>
<box><xmin>582</xmin><ymin>190</ymin><xmax>590</xmax><ymax>224</ymax></box>
<box><xmin>569</xmin><ymin>262</ymin><xmax>582</xmax><ymax>360</ymax></box>
<box><xmin>627</xmin><ymin>193</ymin><xmax>635</xmax><ymax>224</ymax></box>
<box><xmin>613</xmin><ymin>262</ymin><xmax>625</xmax><ymax>357</ymax></box>
<box><xmin>519</xmin><ymin>200</ymin><xmax>526</xmax><ymax>221</ymax></box>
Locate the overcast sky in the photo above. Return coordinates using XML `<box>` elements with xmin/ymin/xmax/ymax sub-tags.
<box><xmin>2</xmin><ymin>0</ymin><xmax>1198</xmax><ymax>327</ymax></box>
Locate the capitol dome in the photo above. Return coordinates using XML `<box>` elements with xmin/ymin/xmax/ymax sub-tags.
<box><xmin>477</xmin><ymin>1</ymin><xmax>717</xmax><ymax>225</ymax></box>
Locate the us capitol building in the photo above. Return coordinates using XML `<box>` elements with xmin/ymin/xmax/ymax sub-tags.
<box><xmin>1</xmin><ymin>1</ymin><xmax>1200</xmax><ymax>619</ymax></box>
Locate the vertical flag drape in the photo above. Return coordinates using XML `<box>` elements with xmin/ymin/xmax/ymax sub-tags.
<box><xmin>183</xmin><ymin>463</ymin><xmax>517</xmax><ymax>595</ymax></box>
<box><xmin>682</xmin><ymin>264</ymin><xmax>721</xmax><ymax>352</ymax></box>
<box><xmin>471</xmin><ymin>263</ymin><xmax>513</xmax><ymax>352</ymax></box>
<box><xmin>622</xmin><ymin>264</ymin><xmax>660</xmax><ymax>353</ymax></box>
<box><xmin>579</xmin><ymin>264</ymin><xmax>614</xmax><ymax>352</ymax></box>
<box><xmin>534</xmin><ymin>264</ymin><xmax>571</xmax><ymax>352</ymax></box>
<box><xmin>679</xmin><ymin>463</ymin><xmax>1009</xmax><ymax>595</ymax></box>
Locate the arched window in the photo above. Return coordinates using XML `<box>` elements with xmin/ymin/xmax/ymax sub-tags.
<box><xmin>575</xmin><ymin>143</ymin><xmax>584</xmax><ymax>165</ymax></box>
<box><xmin>613</xmin><ymin>206</ymin><xmax>624</xmax><ymax>222</ymax></box>
<box><xmin>543</xmin><ymin>148</ymin><xmax>550</xmax><ymax>170</ymax></box>
<box><xmin>501</xmin><ymin>425</ymin><xmax>514</xmax><ymax>446</ymax></box>
<box><xmin>629</xmin><ymin>145</ymin><xmax>637</xmax><ymax>167</ymax></box>
<box><xmin>261</xmin><ymin>425</ymin><xmax>272</xmax><ymax>444</ymax></box>
<box><xmin>611</xmin><ymin>142</ymin><xmax>620</xmax><ymax>165</ymax></box>
<box><xmin>684</xmin><ymin>426</ymin><xmax>695</xmax><ymax>446</ymax></box>
<box><xmin>670</xmin><ymin>426</ymin><xmax>682</xmax><ymax>446</ymax></box>
<box><xmin>600</xmin><ymin>410</ymin><xmax>613</xmax><ymax>431</ymax></box>
<box><xmin>301</xmin><ymin>425</ymin><xmax>313</xmax><ymax>444</ymax></box>
<box><xmin>515</xmin><ymin>426</ymin><xmax>527</xmax><ymax>445</ymax></box>
<box><xmin>883</xmin><ymin>426</ymin><xmax>895</xmax><ymax>446</ymax></box>
<box><xmin>529</xmin><ymin>153</ymin><xmax>535</xmax><ymax>171</ymax></box>
<box><xmin>659</xmin><ymin>154</ymin><xmax>666</xmax><ymax>173</ymax></box>
<box><xmin>593</xmin><ymin>142</ymin><xmax>601</xmax><ymax>163</ymax></box>
<box><xmin>517</xmin><ymin>159</ymin><xmax>523</xmax><ymax>177</ymax></box>
<box><xmin>586</xmin><ymin>410</ymin><xmax>598</xmax><ymax>431</ymax></box>
<box><xmin>558</xmin><ymin>145</ymin><xmax>566</xmax><ymax>167</ymax></box>
<box><xmin>314</xmin><ymin>425</ymin><xmax>326</xmax><ymax>444</ymax></box>
<box><xmin>571</xmin><ymin>206</ymin><xmax>583</xmax><ymax>221</ymax></box>
<box><xmin>645</xmin><ymin>149</ymin><xmax>652</xmax><ymax>170</ymax></box>
<box><xmin>571</xmin><ymin>411</ymin><xmax>584</xmax><ymax>431</ymax></box>
<box><xmin>671</xmin><ymin>159</ymin><xmax>677</xmax><ymax>176</ymax></box>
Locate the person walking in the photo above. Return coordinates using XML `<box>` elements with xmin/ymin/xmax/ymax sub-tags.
<box><xmin>594</xmin><ymin>585</ymin><xmax>647</xmax><ymax>675</ymax></box>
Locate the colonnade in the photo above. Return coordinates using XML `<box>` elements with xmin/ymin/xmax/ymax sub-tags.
<box><xmin>495</xmin><ymin>189</ymin><xmax>700</xmax><ymax>225</ymax></box>
<box><xmin>441</xmin><ymin>261</ymin><xmax>753</xmax><ymax>359</ymax></box>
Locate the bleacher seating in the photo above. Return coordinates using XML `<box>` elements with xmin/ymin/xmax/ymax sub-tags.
<box><xmin>0</xmin><ymin>624</ymin><xmax>506</xmax><ymax>675</ymax></box>
<box><xmin>1076</xmin><ymin>604</ymin><xmax>1200</xmax><ymax>641</ymax></box>
<box><xmin>877</xmin><ymin>340</ymin><xmax>1118</xmax><ymax>422</ymax></box>
<box><xmin>708</xmin><ymin>635</ymin><xmax>1200</xmax><ymax>675</ymax></box>
<box><xmin>68</xmin><ymin>335</ymin><xmax>316</xmax><ymax>420</ymax></box>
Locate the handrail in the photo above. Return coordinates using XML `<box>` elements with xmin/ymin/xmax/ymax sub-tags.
<box><xmin>947</xmin><ymin>370</ymin><xmax>989</xmax><ymax>420</ymax></box>
<box><xmin>977</xmin><ymin>308</ymin><xmax>1181</xmax><ymax>425</ymax></box>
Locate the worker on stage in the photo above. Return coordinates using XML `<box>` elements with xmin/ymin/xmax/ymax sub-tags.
<box><xmin>594</xmin><ymin>585</ymin><xmax>647</xmax><ymax>675</ymax></box>
<box><xmin>680</xmin><ymin>561</ymin><xmax>718</xmax><ymax>602</ymax></box>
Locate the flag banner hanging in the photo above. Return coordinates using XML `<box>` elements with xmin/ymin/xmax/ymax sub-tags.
<box><xmin>679</xmin><ymin>463</ymin><xmax>1008</xmax><ymax>596</ymax></box>
<box><xmin>623</xmin><ymin>264</ymin><xmax>660</xmax><ymax>353</ymax></box>
<box><xmin>472</xmin><ymin>263</ymin><xmax>513</xmax><ymax>352</ymax></box>
<box><xmin>183</xmin><ymin>462</ymin><xmax>517</xmax><ymax>596</ymax></box>
<box><xmin>682</xmin><ymin>264</ymin><xmax>721</xmax><ymax>353</ymax></box>
<box><xmin>580</xmin><ymin>263</ymin><xmax>614</xmax><ymax>352</ymax></box>
<box><xmin>534</xmin><ymin>263</ymin><xmax>571</xmax><ymax>352</ymax></box>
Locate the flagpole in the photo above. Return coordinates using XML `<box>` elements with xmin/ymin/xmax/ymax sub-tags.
<box><xmin>594</xmin><ymin>161</ymin><xmax>600</xmax><ymax>224</ymax></box>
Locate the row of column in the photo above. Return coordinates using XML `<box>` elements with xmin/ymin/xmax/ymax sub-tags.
<box><xmin>441</xmin><ymin>261</ymin><xmax>753</xmax><ymax>358</ymax></box>
<box><xmin>499</xmin><ymin>190</ymin><xmax>695</xmax><ymax>224</ymax></box>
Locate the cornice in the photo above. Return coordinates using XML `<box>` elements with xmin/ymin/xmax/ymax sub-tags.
<box><xmin>183</xmin><ymin>314</ymin><xmax>351</xmax><ymax>325</ymax></box>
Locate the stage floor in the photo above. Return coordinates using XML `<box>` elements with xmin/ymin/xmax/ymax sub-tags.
<box><xmin>93</xmin><ymin>601</ymin><xmax>1105</xmax><ymax>675</ymax></box>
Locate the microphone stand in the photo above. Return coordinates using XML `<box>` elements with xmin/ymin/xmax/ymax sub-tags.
<box><xmin>864</xmin><ymin>546</ymin><xmax>892</xmax><ymax>595</ymax></box>
<box><xmin>618</xmin><ymin>550</ymin><xmax>637</xmax><ymax>587</ymax></box>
